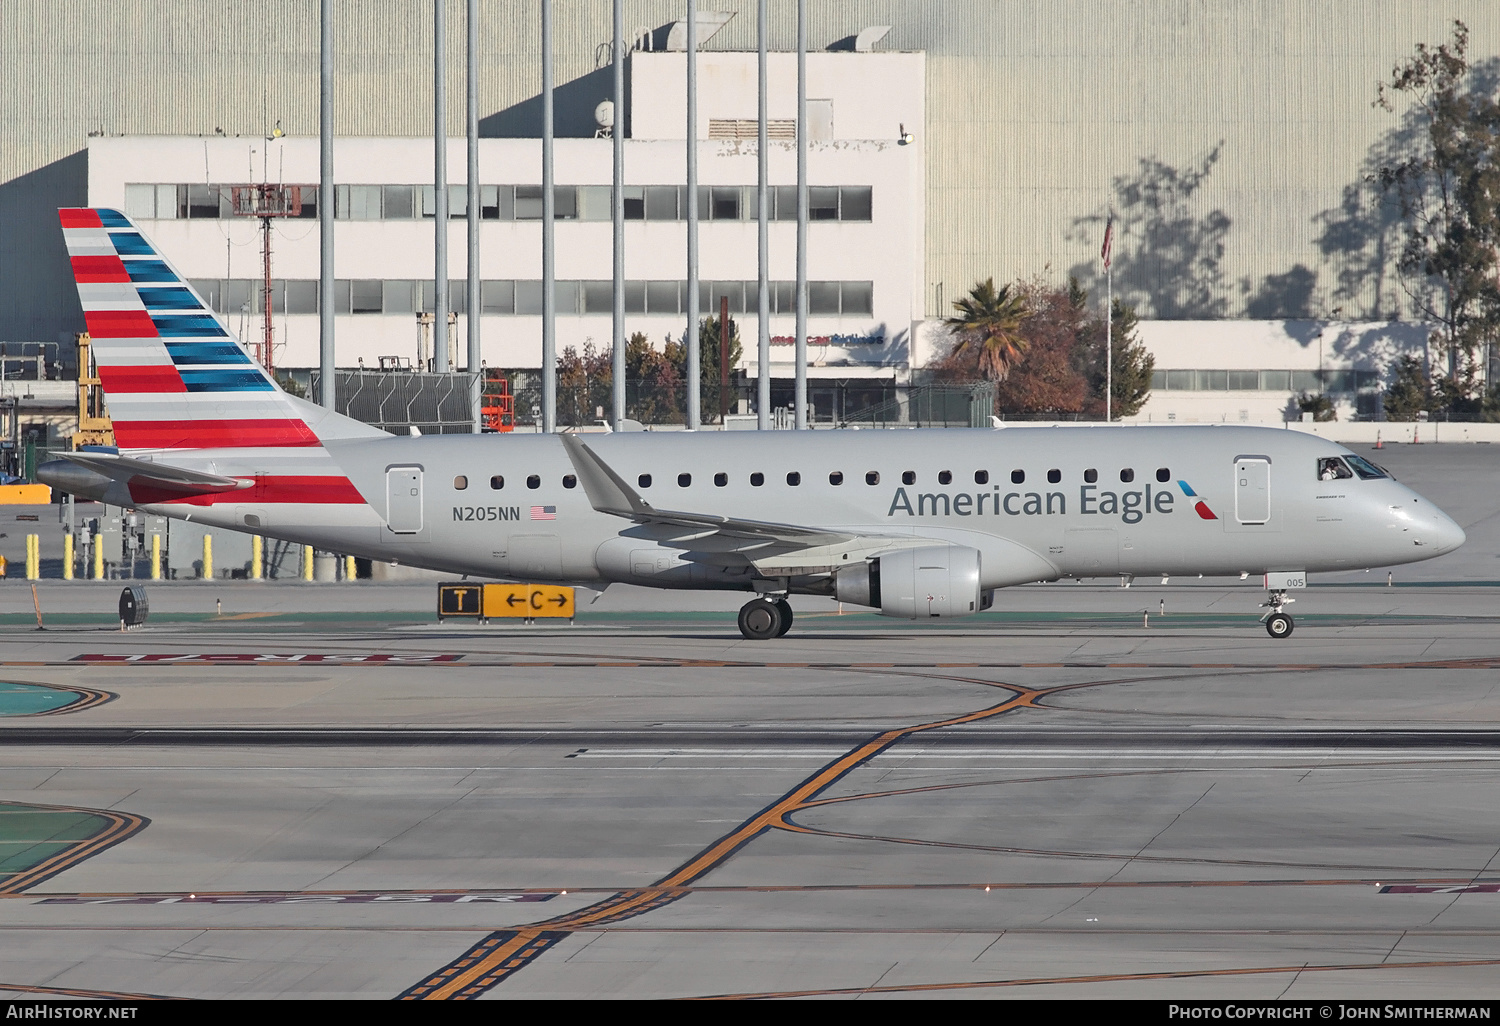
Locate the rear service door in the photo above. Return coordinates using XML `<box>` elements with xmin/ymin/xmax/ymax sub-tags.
<box><xmin>386</xmin><ymin>466</ymin><xmax>424</xmax><ymax>533</ymax></box>
<box><xmin>1234</xmin><ymin>457</ymin><xmax>1271</xmax><ymax>524</ymax></box>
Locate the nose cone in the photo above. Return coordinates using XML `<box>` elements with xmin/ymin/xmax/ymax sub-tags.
<box><xmin>1430</xmin><ymin>508</ymin><xmax>1466</xmax><ymax>555</ymax></box>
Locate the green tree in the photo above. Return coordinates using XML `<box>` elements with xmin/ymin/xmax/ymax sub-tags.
<box><xmin>1297</xmin><ymin>392</ymin><xmax>1337</xmax><ymax>422</ymax></box>
<box><xmin>1072</xmin><ymin>285</ymin><xmax>1155</xmax><ymax>419</ymax></box>
<box><xmin>943</xmin><ymin>278</ymin><xmax>1032</xmax><ymax>381</ymax></box>
<box><xmin>1374</xmin><ymin>21</ymin><xmax>1500</xmax><ymax>399</ymax></box>
<box><xmin>668</xmin><ymin>315</ymin><xmax>743</xmax><ymax>424</ymax></box>
<box><xmin>1382</xmin><ymin>355</ymin><xmax>1432</xmax><ymax>421</ymax></box>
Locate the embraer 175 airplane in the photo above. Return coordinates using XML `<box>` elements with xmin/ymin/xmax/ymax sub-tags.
<box><xmin>40</xmin><ymin>208</ymin><xmax>1465</xmax><ymax>640</ymax></box>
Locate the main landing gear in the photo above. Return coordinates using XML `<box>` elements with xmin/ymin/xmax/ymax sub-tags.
<box><xmin>738</xmin><ymin>597</ymin><xmax>793</xmax><ymax>640</ymax></box>
<box><xmin>1261</xmin><ymin>590</ymin><xmax>1295</xmax><ymax>639</ymax></box>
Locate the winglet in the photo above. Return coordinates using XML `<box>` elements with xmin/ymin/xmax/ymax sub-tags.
<box><xmin>558</xmin><ymin>432</ymin><xmax>653</xmax><ymax>518</ymax></box>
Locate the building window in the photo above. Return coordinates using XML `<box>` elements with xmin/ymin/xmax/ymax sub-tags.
<box><xmin>350</xmin><ymin>280</ymin><xmax>382</xmax><ymax>314</ymax></box>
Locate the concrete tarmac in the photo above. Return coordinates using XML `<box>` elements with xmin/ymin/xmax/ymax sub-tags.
<box><xmin>0</xmin><ymin>441</ymin><xmax>1498</xmax><ymax>999</ymax></box>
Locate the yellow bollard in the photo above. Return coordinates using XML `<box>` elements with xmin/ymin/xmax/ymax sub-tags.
<box><xmin>202</xmin><ymin>534</ymin><xmax>213</xmax><ymax>580</ymax></box>
<box><xmin>63</xmin><ymin>534</ymin><xmax>73</xmax><ymax>581</ymax></box>
<box><xmin>150</xmin><ymin>534</ymin><xmax>160</xmax><ymax>580</ymax></box>
<box><xmin>344</xmin><ymin>554</ymin><xmax>356</xmax><ymax>580</ymax></box>
<box><xmin>26</xmin><ymin>534</ymin><xmax>38</xmax><ymax>580</ymax></box>
<box><xmin>93</xmin><ymin>532</ymin><xmax>104</xmax><ymax>580</ymax></box>
<box><xmin>302</xmin><ymin>544</ymin><xmax>314</xmax><ymax>581</ymax></box>
<box><xmin>251</xmin><ymin>535</ymin><xmax>263</xmax><ymax>580</ymax></box>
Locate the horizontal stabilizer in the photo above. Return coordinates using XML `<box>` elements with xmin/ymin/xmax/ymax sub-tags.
<box><xmin>56</xmin><ymin>451</ymin><xmax>253</xmax><ymax>496</ymax></box>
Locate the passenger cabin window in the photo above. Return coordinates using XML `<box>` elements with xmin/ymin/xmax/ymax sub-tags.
<box><xmin>454</xmin><ymin>475</ymin><xmax>468</xmax><ymax>490</ymax></box>
<box><xmin>1084</xmin><ymin>468</ymin><xmax>1098</xmax><ymax>483</ymax></box>
<box><xmin>938</xmin><ymin>470</ymin><xmax>952</xmax><ymax>485</ymax></box>
<box><xmin>866</xmin><ymin>471</ymin><xmax>880</xmax><ymax>485</ymax></box>
<box><xmin>1120</xmin><ymin>468</ymin><xmax>1135</xmax><ymax>483</ymax></box>
<box><xmin>829</xmin><ymin>471</ymin><xmax>843</xmax><ymax>485</ymax></box>
<box><xmin>527</xmin><ymin>475</ymin><xmax>541</xmax><ymax>489</ymax></box>
<box><xmin>1011</xmin><ymin>470</ymin><xmax>1025</xmax><ymax>485</ymax></box>
<box><xmin>490</xmin><ymin>475</ymin><xmax>504</xmax><ymax>489</ymax></box>
<box><xmin>1047</xmin><ymin>469</ymin><xmax>1061</xmax><ymax>484</ymax></box>
<box><xmin>902</xmin><ymin>471</ymin><xmax>916</xmax><ymax>485</ymax></box>
<box><xmin>678</xmin><ymin>473</ymin><xmax>692</xmax><ymax>487</ymax></box>
<box><xmin>1156</xmin><ymin>468</ymin><xmax>1170</xmax><ymax>483</ymax></box>
<box><xmin>786</xmin><ymin>472</ymin><xmax>801</xmax><ymax>486</ymax></box>
<box><xmin>1317</xmin><ymin>457</ymin><xmax>1355</xmax><ymax>481</ymax></box>
<box><xmin>714</xmin><ymin>472</ymin><xmax>728</xmax><ymax>487</ymax></box>
<box><xmin>638</xmin><ymin>474</ymin><xmax>652</xmax><ymax>488</ymax></box>
<box><xmin>563</xmin><ymin>475</ymin><xmax>577</xmax><ymax>489</ymax></box>
<box><xmin>974</xmin><ymin>470</ymin><xmax>989</xmax><ymax>484</ymax></box>
<box><xmin>750</xmin><ymin>472</ymin><xmax>764</xmax><ymax>486</ymax></box>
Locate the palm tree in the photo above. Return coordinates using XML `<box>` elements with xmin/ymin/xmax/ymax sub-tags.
<box><xmin>944</xmin><ymin>278</ymin><xmax>1032</xmax><ymax>380</ymax></box>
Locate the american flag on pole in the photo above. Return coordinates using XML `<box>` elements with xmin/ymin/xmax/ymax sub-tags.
<box><xmin>529</xmin><ymin>505</ymin><xmax>557</xmax><ymax>520</ymax></box>
<box><xmin>1101</xmin><ymin>214</ymin><xmax>1114</xmax><ymax>270</ymax></box>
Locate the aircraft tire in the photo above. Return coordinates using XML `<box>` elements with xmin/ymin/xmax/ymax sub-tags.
<box><xmin>774</xmin><ymin>599</ymin><xmax>794</xmax><ymax>636</ymax></box>
<box><xmin>738</xmin><ymin>599</ymin><xmax>784</xmax><ymax>641</ymax></box>
<box><xmin>1265</xmin><ymin>612</ymin><xmax>1294</xmax><ymax>639</ymax></box>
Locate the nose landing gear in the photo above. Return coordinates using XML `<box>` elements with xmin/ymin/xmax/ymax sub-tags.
<box><xmin>1261</xmin><ymin>590</ymin><xmax>1295</xmax><ymax>638</ymax></box>
<box><xmin>738</xmin><ymin>597</ymin><xmax>793</xmax><ymax>640</ymax></box>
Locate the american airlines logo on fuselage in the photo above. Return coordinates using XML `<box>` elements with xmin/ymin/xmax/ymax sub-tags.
<box><xmin>887</xmin><ymin>481</ymin><xmax>1207</xmax><ymax>525</ymax></box>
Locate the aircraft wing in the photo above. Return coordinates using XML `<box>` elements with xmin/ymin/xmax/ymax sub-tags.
<box><xmin>56</xmin><ymin>451</ymin><xmax>254</xmax><ymax>497</ymax></box>
<box><xmin>559</xmin><ymin>432</ymin><xmax>852</xmax><ymax>546</ymax></box>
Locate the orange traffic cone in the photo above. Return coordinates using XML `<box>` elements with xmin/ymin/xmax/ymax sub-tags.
<box><xmin>1375</xmin><ymin>431</ymin><xmax>1382</xmax><ymax>449</ymax></box>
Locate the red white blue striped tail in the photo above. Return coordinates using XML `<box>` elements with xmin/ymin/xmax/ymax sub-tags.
<box><xmin>58</xmin><ymin>208</ymin><xmax>381</xmax><ymax>454</ymax></box>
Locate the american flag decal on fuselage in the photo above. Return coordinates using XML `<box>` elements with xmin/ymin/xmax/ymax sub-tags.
<box><xmin>530</xmin><ymin>506</ymin><xmax>557</xmax><ymax>520</ymax></box>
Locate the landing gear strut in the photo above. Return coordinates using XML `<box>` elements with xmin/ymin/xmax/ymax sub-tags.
<box><xmin>1261</xmin><ymin>590</ymin><xmax>1295</xmax><ymax>639</ymax></box>
<box><xmin>738</xmin><ymin>597</ymin><xmax>791</xmax><ymax>640</ymax></box>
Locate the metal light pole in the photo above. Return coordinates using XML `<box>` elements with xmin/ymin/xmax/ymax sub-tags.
<box><xmin>318</xmin><ymin>0</ymin><xmax>334</xmax><ymax>410</ymax></box>
<box><xmin>612</xmin><ymin>0</ymin><xmax>625</xmax><ymax>429</ymax></box>
<box><xmin>685</xmin><ymin>1</ymin><xmax>700</xmax><ymax>430</ymax></box>
<box><xmin>756</xmin><ymin>0</ymin><xmax>769</xmax><ymax>429</ymax></box>
<box><xmin>466</xmin><ymin>0</ymin><xmax>481</xmax><ymax>431</ymax></box>
<box><xmin>433</xmin><ymin>0</ymin><xmax>449</xmax><ymax>373</ymax></box>
<box><xmin>541</xmin><ymin>0</ymin><xmax>556</xmax><ymax>433</ymax></box>
<box><xmin>794</xmin><ymin>0</ymin><xmax>808</xmax><ymax>430</ymax></box>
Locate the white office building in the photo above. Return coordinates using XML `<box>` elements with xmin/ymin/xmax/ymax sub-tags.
<box><xmin>85</xmin><ymin>49</ymin><xmax>925</xmax><ymax>420</ymax></box>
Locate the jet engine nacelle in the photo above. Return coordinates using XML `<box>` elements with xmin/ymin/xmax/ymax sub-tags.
<box><xmin>836</xmin><ymin>544</ymin><xmax>983</xmax><ymax>618</ymax></box>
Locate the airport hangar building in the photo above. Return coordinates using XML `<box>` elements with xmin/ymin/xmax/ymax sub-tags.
<box><xmin>3</xmin><ymin>1</ymin><xmax>1497</xmax><ymax>426</ymax></box>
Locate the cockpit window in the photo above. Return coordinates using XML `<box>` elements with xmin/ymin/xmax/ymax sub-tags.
<box><xmin>1343</xmin><ymin>454</ymin><xmax>1388</xmax><ymax>480</ymax></box>
<box><xmin>1317</xmin><ymin>457</ymin><xmax>1354</xmax><ymax>481</ymax></box>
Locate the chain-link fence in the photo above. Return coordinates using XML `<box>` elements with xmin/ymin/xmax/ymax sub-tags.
<box><xmin>308</xmin><ymin>369</ymin><xmax>479</xmax><ymax>434</ymax></box>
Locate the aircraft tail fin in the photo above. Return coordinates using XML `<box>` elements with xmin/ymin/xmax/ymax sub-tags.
<box><xmin>58</xmin><ymin>207</ymin><xmax>384</xmax><ymax>452</ymax></box>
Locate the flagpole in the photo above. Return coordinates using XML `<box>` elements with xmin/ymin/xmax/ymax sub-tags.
<box><xmin>1106</xmin><ymin>261</ymin><xmax>1112</xmax><ymax>423</ymax></box>
<box><xmin>1103</xmin><ymin>212</ymin><xmax>1114</xmax><ymax>424</ymax></box>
